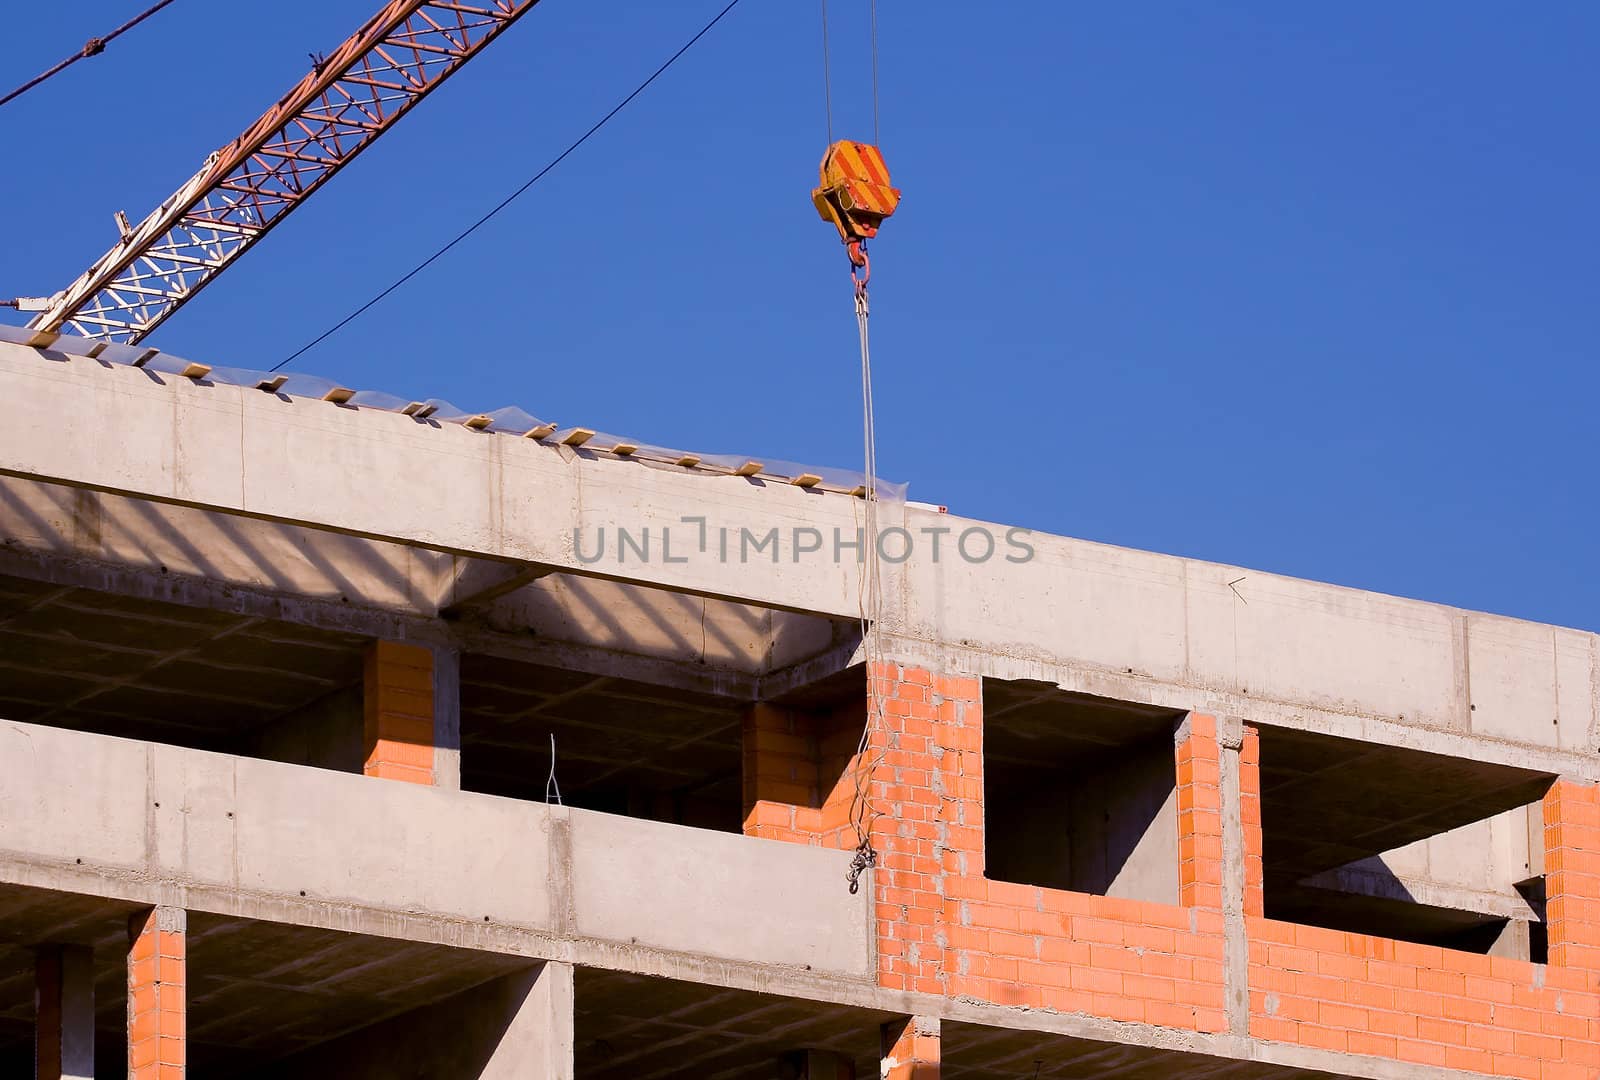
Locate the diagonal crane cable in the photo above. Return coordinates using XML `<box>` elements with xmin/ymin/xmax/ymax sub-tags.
<box><xmin>0</xmin><ymin>1</ymin><xmax>179</xmax><ymax>110</ymax></box>
<box><xmin>273</xmin><ymin>0</ymin><xmax>745</xmax><ymax>372</ymax></box>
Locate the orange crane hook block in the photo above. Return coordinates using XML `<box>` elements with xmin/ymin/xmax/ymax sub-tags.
<box><xmin>812</xmin><ymin>140</ymin><xmax>900</xmax><ymax>286</ymax></box>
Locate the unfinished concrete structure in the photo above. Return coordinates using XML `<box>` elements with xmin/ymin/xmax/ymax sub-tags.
<box><xmin>0</xmin><ymin>326</ymin><xmax>1595</xmax><ymax>1078</ymax></box>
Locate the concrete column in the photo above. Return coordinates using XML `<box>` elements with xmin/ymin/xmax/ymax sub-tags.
<box><xmin>1544</xmin><ymin>778</ymin><xmax>1600</xmax><ymax>972</ymax></box>
<box><xmin>128</xmin><ymin>906</ymin><xmax>185</xmax><ymax>1080</ymax></box>
<box><xmin>1238</xmin><ymin>725</ymin><xmax>1264</xmax><ymax>919</ymax></box>
<box><xmin>255</xmin><ymin>641</ymin><xmax>455</xmax><ymax>784</ymax></box>
<box><xmin>491</xmin><ymin>960</ymin><xmax>573</xmax><ymax>1080</ymax></box>
<box><xmin>881</xmin><ymin>1015</ymin><xmax>938</xmax><ymax>1080</ymax></box>
<box><xmin>1215</xmin><ymin>718</ymin><xmax>1250</xmax><ymax>1040</ymax></box>
<box><xmin>242</xmin><ymin>961</ymin><xmax>574</xmax><ymax>1079</ymax></box>
<box><xmin>34</xmin><ymin>945</ymin><xmax>93</xmax><ymax>1080</ymax></box>
<box><xmin>363</xmin><ymin>640</ymin><xmax>436</xmax><ymax>785</ymax></box>
<box><xmin>1488</xmin><ymin>918</ymin><xmax>1532</xmax><ymax>961</ymax></box>
<box><xmin>431</xmin><ymin>644</ymin><xmax>461</xmax><ymax>791</ymax></box>
<box><xmin>249</xmin><ymin>687</ymin><xmax>364</xmax><ymax>772</ymax></box>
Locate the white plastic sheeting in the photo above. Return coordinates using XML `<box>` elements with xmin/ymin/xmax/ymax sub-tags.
<box><xmin>0</xmin><ymin>324</ymin><xmax>906</xmax><ymax>501</ymax></box>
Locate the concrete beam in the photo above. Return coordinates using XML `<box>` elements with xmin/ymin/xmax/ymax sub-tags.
<box><xmin>889</xmin><ymin>506</ymin><xmax>1599</xmax><ymax>769</ymax></box>
<box><xmin>0</xmin><ymin>721</ymin><xmax>873</xmax><ymax>983</ymax></box>
<box><xmin>440</xmin><ymin>560</ymin><xmax>555</xmax><ymax>618</ymax></box>
<box><xmin>0</xmin><ymin>540</ymin><xmax>766</xmax><ymax>700</ymax></box>
<box><xmin>1298</xmin><ymin>803</ymin><xmax>1542</xmax><ymax>919</ymax></box>
<box><xmin>891</xmin><ymin>636</ymin><xmax>1599</xmax><ymax>782</ymax></box>
<box><xmin>0</xmin><ymin>349</ymin><xmax>871</xmax><ymax>618</ymax></box>
<box><xmin>1297</xmin><ymin>867</ymin><xmax>1541</xmax><ymax>923</ymax></box>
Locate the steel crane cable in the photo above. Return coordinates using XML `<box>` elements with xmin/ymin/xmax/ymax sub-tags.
<box><xmin>818</xmin><ymin>0</ymin><xmax>882</xmax><ymax>144</ymax></box>
<box><xmin>820</xmin><ymin>0</ymin><xmax>834</xmax><ymax>142</ymax></box>
<box><xmin>845</xmin><ymin>280</ymin><xmax>887</xmax><ymax>895</ymax></box>
<box><xmin>835</xmin><ymin>0</ymin><xmax>890</xmax><ymax>894</ymax></box>
<box><xmin>273</xmin><ymin>0</ymin><xmax>746</xmax><ymax>372</ymax></box>
<box><xmin>0</xmin><ymin>1</ymin><xmax>179</xmax><ymax>111</ymax></box>
<box><xmin>870</xmin><ymin>0</ymin><xmax>880</xmax><ymax>144</ymax></box>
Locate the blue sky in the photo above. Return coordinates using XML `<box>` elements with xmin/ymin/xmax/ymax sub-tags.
<box><xmin>2</xmin><ymin>2</ymin><xmax>1595</xmax><ymax>630</ymax></box>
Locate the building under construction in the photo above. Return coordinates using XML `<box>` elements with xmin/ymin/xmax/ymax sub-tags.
<box><xmin>2</xmin><ymin>2</ymin><xmax>1597</xmax><ymax>1079</ymax></box>
<box><xmin>0</xmin><ymin>322</ymin><xmax>1595</xmax><ymax>1079</ymax></box>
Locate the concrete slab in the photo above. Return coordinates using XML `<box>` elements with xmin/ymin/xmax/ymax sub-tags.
<box><xmin>568</xmin><ymin>811</ymin><xmax>874</xmax><ymax>977</ymax></box>
<box><xmin>0</xmin><ymin>348</ymin><xmax>872</xmax><ymax>617</ymax></box>
<box><xmin>0</xmin><ymin>721</ymin><xmax>873</xmax><ymax>984</ymax></box>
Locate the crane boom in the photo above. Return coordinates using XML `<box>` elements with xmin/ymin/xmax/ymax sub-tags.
<box><xmin>26</xmin><ymin>0</ymin><xmax>543</xmax><ymax>344</ymax></box>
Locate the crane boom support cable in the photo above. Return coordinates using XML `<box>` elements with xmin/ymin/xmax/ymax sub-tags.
<box><xmin>274</xmin><ymin>0</ymin><xmax>745</xmax><ymax>372</ymax></box>
<box><xmin>0</xmin><ymin>0</ymin><xmax>178</xmax><ymax>111</ymax></box>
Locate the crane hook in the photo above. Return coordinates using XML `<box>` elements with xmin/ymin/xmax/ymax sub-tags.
<box><xmin>813</xmin><ymin>139</ymin><xmax>898</xmax><ymax>298</ymax></box>
<box><xmin>848</xmin><ymin>238</ymin><xmax>870</xmax><ymax>294</ymax></box>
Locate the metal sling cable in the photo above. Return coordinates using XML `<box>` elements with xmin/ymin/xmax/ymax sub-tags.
<box><xmin>0</xmin><ymin>0</ymin><xmax>178</xmax><ymax>110</ymax></box>
<box><xmin>273</xmin><ymin>0</ymin><xmax>745</xmax><ymax>372</ymax></box>
<box><xmin>845</xmin><ymin>280</ymin><xmax>888</xmax><ymax>894</ymax></box>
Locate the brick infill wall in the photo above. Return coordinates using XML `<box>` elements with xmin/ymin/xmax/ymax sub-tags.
<box><xmin>744</xmin><ymin>662</ymin><xmax>1600</xmax><ymax>1076</ymax></box>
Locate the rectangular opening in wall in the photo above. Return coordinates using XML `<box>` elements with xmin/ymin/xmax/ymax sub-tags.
<box><xmin>460</xmin><ymin>654</ymin><xmax>751</xmax><ymax>833</ymax></box>
<box><xmin>1258</xmin><ymin>726</ymin><xmax>1553</xmax><ymax>959</ymax></box>
<box><xmin>0</xmin><ymin>572</ymin><xmax>370</xmax><ymax>758</ymax></box>
<box><xmin>983</xmin><ymin>679</ymin><xmax>1186</xmax><ymax>904</ymax></box>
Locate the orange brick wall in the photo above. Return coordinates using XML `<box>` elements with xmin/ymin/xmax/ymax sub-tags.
<box><xmin>1247</xmin><ymin>918</ymin><xmax>1599</xmax><ymax>1077</ymax></box>
<box><xmin>882</xmin><ymin>1015</ymin><xmax>940</xmax><ymax>1079</ymax></box>
<box><xmin>940</xmin><ymin>703</ymin><xmax>1227</xmax><ymax>1028</ymax></box>
<box><xmin>1244</xmin><ymin>781</ymin><xmax>1600</xmax><ymax>1079</ymax></box>
<box><xmin>1546</xmin><ymin>779</ymin><xmax>1600</xmax><ymax>973</ymax></box>
<box><xmin>740</xmin><ymin>666</ymin><xmax>1228</xmax><ymax>1022</ymax></box>
<box><xmin>870</xmin><ymin>665</ymin><xmax>975</xmax><ymax>995</ymax></box>
<box><xmin>363</xmin><ymin>640</ymin><xmax>435</xmax><ymax>785</ymax></box>
<box><xmin>744</xmin><ymin>662</ymin><xmax>1600</xmax><ymax>1078</ymax></box>
<box><xmin>128</xmin><ymin>906</ymin><xmax>185</xmax><ymax>1080</ymax></box>
<box><xmin>1176</xmin><ymin>715</ymin><xmax>1225</xmax><ymax>910</ymax></box>
<box><xmin>744</xmin><ymin>702</ymin><xmax>821</xmax><ymax>810</ymax></box>
<box><xmin>742</xmin><ymin>699</ymin><xmax>862</xmax><ymax>847</ymax></box>
<box><xmin>949</xmin><ymin>878</ymin><xmax>1227</xmax><ymax>1028</ymax></box>
<box><xmin>740</xmin><ymin>666</ymin><xmax>969</xmax><ymax>992</ymax></box>
<box><xmin>783</xmin><ymin>664</ymin><xmax>1229</xmax><ymax>1027</ymax></box>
